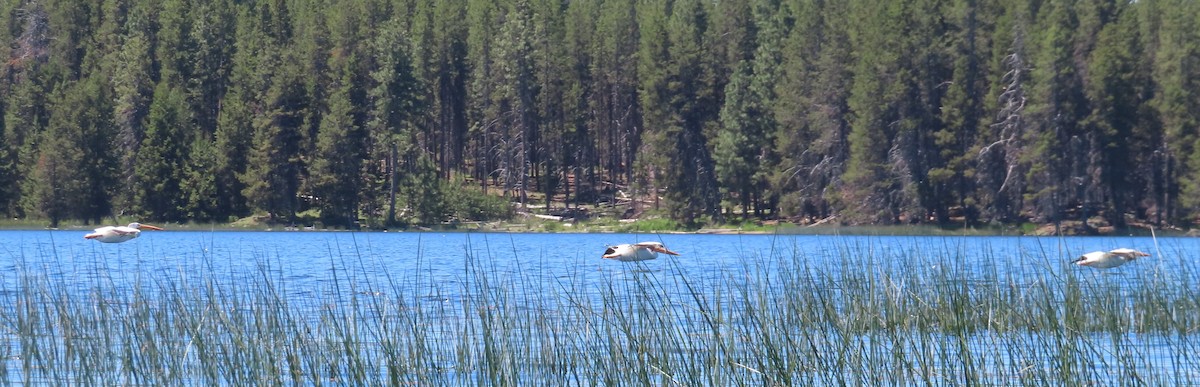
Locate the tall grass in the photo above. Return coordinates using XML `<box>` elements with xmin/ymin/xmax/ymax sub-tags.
<box><xmin>0</xmin><ymin>236</ymin><xmax>1197</xmax><ymax>384</ymax></box>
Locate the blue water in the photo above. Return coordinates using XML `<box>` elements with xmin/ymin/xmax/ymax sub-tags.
<box><xmin>0</xmin><ymin>229</ymin><xmax>1183</xmax><ymax>284</ymax></box>
<box><xmin>1</xmin><ymin>230</ymin><xmax>1188</xmax><ymax>305</ymax></box>
<box><xmin>1</xmin><ymin>230</ymin><xmax>1192</xmax><ymax>327</ymax></box>
<box><xmin>0</xmin><ymin>229</ymin><xmax>1196</xmax><ymax>383</ymax></box>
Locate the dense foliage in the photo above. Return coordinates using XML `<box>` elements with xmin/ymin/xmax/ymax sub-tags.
<box><xmin>1</xmin><ymin>0</ymin><xmax>1198</xmax><ymax>228</ymax></box>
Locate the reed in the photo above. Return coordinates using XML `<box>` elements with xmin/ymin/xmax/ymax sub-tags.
<box><xmin>0</xmin><ymin>236</ymin><xmax>1196</xmax><ymax>384</ymax></box>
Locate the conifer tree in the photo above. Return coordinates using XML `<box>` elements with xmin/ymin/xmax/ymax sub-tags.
<box><xmin>531</xmin><ymin>0</ymin><xmax>569</xmax><ymax>211</ymax></box>
<box><xmin>1024</xmin><ymin>0</ymin><xmax>1089</xmax><ymax>226</ymax></box>
<box><xmin>25</xmin><ymin>134</ymin><xmax>75</xmax><ymax>228</ymax></box>
<box><xmin>2</xmin><ymin>62</ymin><xmax>54</xmax><ymax>220</ymax></box>
<box><xmin>402</xmin><ymin>151</ymin><xmax>447</xmax><ymax>225</ymax></box>
<box><xmin>715</xmin><ymin>0</ymin><xmax>783</xmax><ymax>219</ymax></box>
<box><xmin>44</xmin><ymin>1</ymin><xmax>95</xmax><ymax>78</ymax></box>
<box><xmin>0</xmin><ymin>104</ymin><xmax>13</xmax><ymax>217</ymax></box>
<box><xmin>411</xmin><ymin>0</ymin><xmax>468</xmax><ymax>179</ymax></box>
<box><xmin>182</xmin><ymin>134</ymin><xmax>219</xmax><ymax>222</ymax></box>
<box><xmin>842</xmin><ymin>0</ymin><xmax>906</xmax><ymax>224</ymax></box>
<box><xmin>186</xmin><ymin>0</ymin><xmax>236</xmax><ymax>133</ymax></box>
<box><xmin>108</xmin><ymin>28</ymin><xmax>154</xmax><ymax>212</ymax></box>
<box><xmin>27</xmin><ymin>77</ymin><xmax>116</xmax><ymax>225</ymax></box>
<box><xmin>976</xmin><ymin>0</ymin><xmax>1033</xmax><ymax>224</ymax></box>
<box><xmin>773</xmin><ymin>0</ymin><xmax>851</xmax><ymax>222</ymax></box>
<box><xmin>309</xmin><ymin>55</ymin><xmax>366</xmax><ymax>228</ymax></box>
<box><xmin>240</xmin><ymin>52</ymin><xmax>308</xmax><ymax>222</ymax></box>
<box><xmin>933</xmin><ymin>0</ymin><xmax>988</xmax><ymax>225</ymax></box>
<box><xmin>1153</xmin><ymin>0</ymin><xmax>1200</xmax><ymax>222</ymax></box>
<box><xmin>715</xmin><ymin>62</ymin><xmax>762</xmax><ymax>219</ymax></box>
<box><xmin>212</xmin><ymin>4</ymin><xmax>269</xmax><ymax>220</ymax></box>
<box><xmin>589</xmin><ymin>0</ymin><xmax>639</xmax><ymax>202</ymax></box>
<box><xmin>465</xmin><ymin>0</ymin><xmax>501</xmax><ymax>191</ymax></box>
<box><xmin>558</xmin><ymin>0</ymin><xmax>599</xmax><ymax>210</ymax></box>
<box><xmin>213</xmin><ymin>82</ymin><xmax>254</xmax><ymax>220</ymax></box>
<box><xmin>366</xmin><ymin>16</ymin><xmax>423</xmax><ymax>226</ymax></box>
<box><xmin>134</xmin><ymin>81</ymin><xmax>190</xmax><ymax>221</ymax></box>
<box><xmin>638</xmin><ymin>0</ymin><xmax>721</xmax><ymax>225</ymax></box>
<box><xmin>1083</xmin><ymin>4</ymin><xmax>1151</xmax><ymax>228</ymax></box>
<box><xmin>156</xmin><ymin>0</ymin><xmax>192</xmax><ymax>83</ymax></box>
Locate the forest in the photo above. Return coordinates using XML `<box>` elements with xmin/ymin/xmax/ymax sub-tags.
<box><xmin>1</xmin><ymin>0</ymin><xmax>1199</xmax><ymax>230</ymax></box>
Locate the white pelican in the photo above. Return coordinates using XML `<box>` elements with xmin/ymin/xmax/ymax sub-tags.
<box><xmin>602</xmin><ymin>241</ymin><xmax>680</xmax><ymax>262</ymax></box>
<box><xmin>1073</xmin><ymin>248</ymin><xmax>1149</xmax><ymax>269</ymax></box>
<box><xmin>84</xmin><ymin>222</ymin><xmax>164</xmax><ymax>243</ymax></box>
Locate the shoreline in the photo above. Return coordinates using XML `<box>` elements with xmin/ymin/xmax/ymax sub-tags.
<box><xmin>2</xmin><ymin>221</ymin><xmax>1181</xmax><ymax>237</ymax></box>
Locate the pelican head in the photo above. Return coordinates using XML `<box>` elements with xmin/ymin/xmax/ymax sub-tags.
<box><xmin>128</xmin><ymin>222</ymin><xmax>164</xmax><ymax>231</ymax></box>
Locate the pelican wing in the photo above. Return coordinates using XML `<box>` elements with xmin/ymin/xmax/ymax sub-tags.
<box><xmin>1109</xmin><ymin>248</ymin><xmax>1148</xmax><ymax>257</ymax></box>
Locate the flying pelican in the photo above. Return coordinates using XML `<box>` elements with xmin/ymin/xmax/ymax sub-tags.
<box><xmin>1073</xmin><ymin>248</ymin><xmax>1150</xmax><ymax>269</ymax></box>
<box><xmin>84</xmin><ymin>222</ymin><xmax>164</xmax><ymax>243</ymax></box>
<box><xmin>602</xmin><ymin>241</ymin><xmax>680</xmax><ymax>262</ymax></box>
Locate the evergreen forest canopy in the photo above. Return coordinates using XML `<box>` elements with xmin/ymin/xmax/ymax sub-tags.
<box><xmin>1</xmin><ymin>0</ymin><xmax>1199</xmax><ymax>230</ymax></box>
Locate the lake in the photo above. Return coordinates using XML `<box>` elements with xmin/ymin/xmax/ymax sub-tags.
<box><xmin>0</xmin><ymin>229</ymin><xmax>1196</xmax><ymax>384</ymax></box>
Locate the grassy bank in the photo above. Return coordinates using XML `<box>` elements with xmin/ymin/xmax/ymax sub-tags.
<box><xmin>0</xmin><ymin>237</ymin><xmax>1196</xmax><ymax>384</ymax></box>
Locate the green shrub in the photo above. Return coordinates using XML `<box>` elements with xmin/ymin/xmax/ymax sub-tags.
<box><xmin>443</xmin><ymin>183</ymin><xmax>513</xmax><ymax>222</ymax></box>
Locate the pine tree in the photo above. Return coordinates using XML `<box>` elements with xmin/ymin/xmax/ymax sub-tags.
<box><xmin>26</xmin><ymin>77</ymin><xmax>116</xmax><ymax>225</ymax></box>
<box><xmin>474</xmin><ymin>0</ymin><xmax>538</xmax><ymax>205</ymax></box>
<box><xmin>402</xmin><ymin>151</ymin><xmax>446</xmax><ymax>225</ymax></box>
<box><xmin>290</xmin><ymin>0</ymin><xmax>333</xmax><ymax>168</ymax></box>
<box><xmin>715</xmin><ymin>62</ymin><xmax>761</xmax><ymax>219</ymax></box>
<box><xmin>25</xmin><ymin>133</ymin><xmax>76</xmax><ymax>228</ymax></box>
<box><xmin>1082</xmin><ymin>3</ymin><xmax>1150</xmax><ymax>228</ymax></box>
<box><xmin>842</xmin><ymin>0</ymin><xmax>907</xmax><ymax>224</ymax></box>
<box><xmin>714</xmin><ymin>0</ymin><xmax>783</xmax><ymax>220</ymax></box>
<box><xmin>2</xmin><ymin>61</ymin><xmax>55</xmax><ymax>219</ymax></box>
<box><xmin>240</xmin><ymin>52</ymin><xmax>308</xmax><ymax>222</ymax></box>
<box><xmin>589</xmin><ymin>0</ymin><xmax>639</xmax><ymax>202</ymax></box>
<box><xmin>134</xmin><ymin>81</ymin><xmax>190</xmax><ymax>221</ymax></box>
<box><xmin>181</xmin><ymin>134</ymin><xmax>219</xmax><ymax>222</ymax></box>
<box><xmin>638</xmin><ymin>0</ymin><xmax>721</xmax><ymax>225</ymax></box>
<box><xmin>213</xmin><ymin>81</ymin><xmax>255</xmax><ymax>220</ymax></box>
<box><xmin>0</xmin><ymin>102</ymin><xmax>13</xmax><ymax>217</ymax></box>
<box><xmin>108</xmin><ymin>26</ymin><xmax>154</xmax><ymax>212</ymax></box>
<box><xmin>558</xmin><ymin>0</ymin><xmax>599</xmax><ymax>211</ymax></box>
<box><xmin>1152</xmin><ymin>0</ymin><xmax>1200</xmax><ymax>222</ymax></box>
<box><xmin>212</xmin><ymin>3</ymin><xmax>269</xmax><ymax>221</ymax></box>
<box><xmin>44</xmin><ymin>1</ymin><xmax>96</xmax><ymax>78</ymax></box>
<box><xmin>156</xmin><ymin>0</ymin><xmax>192</xmax><ymax>83</ymax></box>
<box><xmin>308</xmin><ymin>55</ymin><xmax>366</xmax><ymax>228</ymax></box>
<box><xmin>366</xmin><ymin>16</ymin><xmax>423</xmax><ymax>226</ymax></box>
<box><xmin>186</xmin><ymin>0</ymin><xmax>236</xmax><ymax>133</ymax></box>
<box><xmin>709</xmin><ymin>0</ymin><xmax>755</xmax><ymax>95</ymax></box>
<box><xmin>976</xmin><ymin>0</ymin><xmax>1033</xmax><ymax>224</ymax></box>
<box><xmin>530</xmin><ymin>0</ymin><xmax>569</xmax><ymax>211</ymax></box>
<box><xmin>931</xmin><ymin>0</ymin><xmax>989</xmax><ymax>225</ymax></box>
<box><xmin>773</xmin><ymin>0</ymin><xmax>851</xmax><ymax>222</ymax></box>
<box><xmin>1024</xmin><ymin>0</ymin><xmax>1089</xmax><ymax>225</ymax></box>
<box><xmin>411</xmin><ymin>0</ymin><xmax>468</xmax><ymax>179</ymax></box>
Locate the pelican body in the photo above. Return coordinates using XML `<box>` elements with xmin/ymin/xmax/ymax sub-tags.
<box><xmin>1073</xmin><ymin>248</ymin><xmax>1149</xmax><ymax>269</ymax></box>
<box><xmin>84</xmin><ymin>222</ymin><xmax>163</xmax><ymax>243</ymax></box>
<box><xmin>602</xmin><ymin>241</ymin><xmax>680</xmax><ymax>262</ymax></box>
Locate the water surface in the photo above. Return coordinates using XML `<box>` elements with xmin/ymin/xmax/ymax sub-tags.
<box><xmin>0</xmin><ymin>229</ymin><xmax>1195</xmax><ymax>384</ymax></box>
